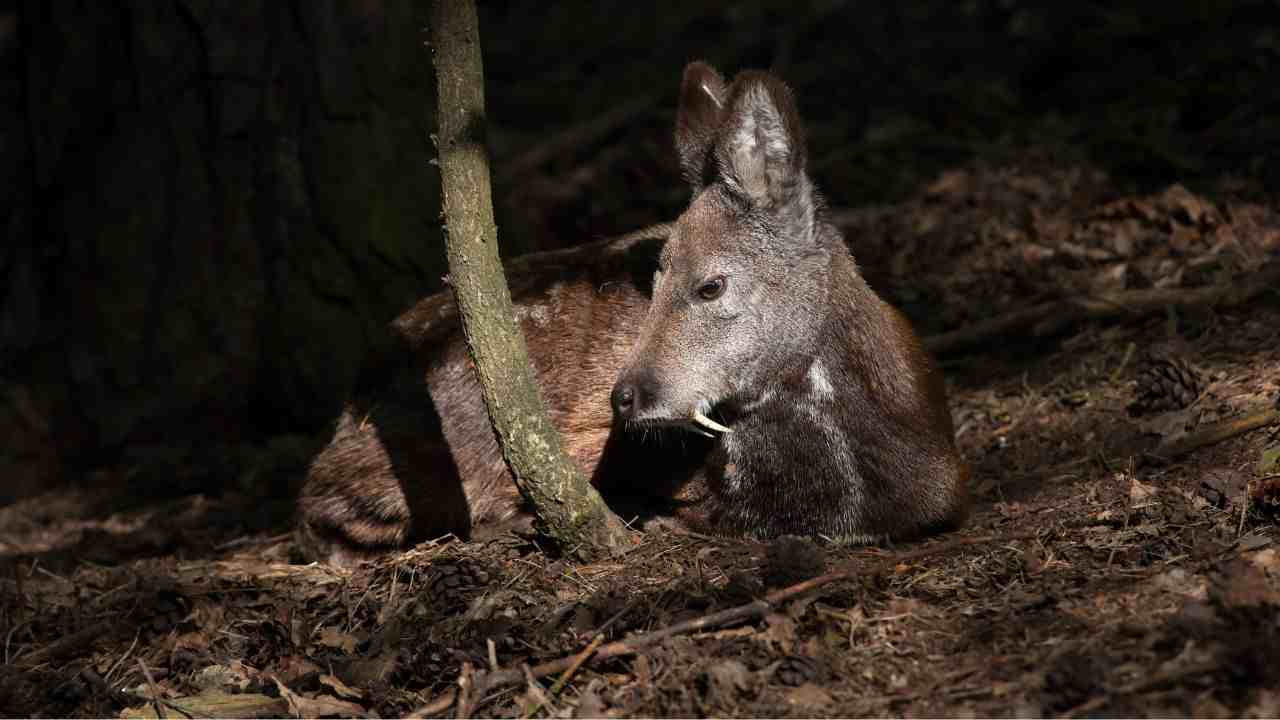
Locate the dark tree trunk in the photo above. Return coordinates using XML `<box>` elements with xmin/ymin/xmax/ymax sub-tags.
<box><xmin>0</xmin><ymin>1</ymin><xmax>447</xmax><ymax>502</ymax></box>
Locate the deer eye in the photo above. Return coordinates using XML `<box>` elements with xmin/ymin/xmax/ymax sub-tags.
<box><xmin>696</xmin><ymin>275</ymin><xmax>727</xmax><ymax>301</ymax></box>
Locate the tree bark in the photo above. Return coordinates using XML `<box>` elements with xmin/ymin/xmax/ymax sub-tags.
<box><xmin>427</xmin><ymin>0</ymin><xmax>631</xmax><ymax>558</ymax></box>
<box><xmin>0</xmin><ymin>1</ymin><xmax>446</xmax><ymax>502</ymax></box>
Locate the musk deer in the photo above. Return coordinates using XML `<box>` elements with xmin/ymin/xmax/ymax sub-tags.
<box><xmin>297</xmin><ymin>62</ymin><xmax>967</xmax><ymax>566</ymax></box>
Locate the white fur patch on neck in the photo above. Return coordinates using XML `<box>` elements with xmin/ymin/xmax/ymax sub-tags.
<box><xmin>808</xmin><ymin>360</ymin><xmax>835</xmax><ymax>400</ymax></box>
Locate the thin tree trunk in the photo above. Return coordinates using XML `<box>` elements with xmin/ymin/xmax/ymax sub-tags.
<box><xmin>427</xmin><ymin>0</ymin><xmax>631</xmax><ymax>559</ymax></box>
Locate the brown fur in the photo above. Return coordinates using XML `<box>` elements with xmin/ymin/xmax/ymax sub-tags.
<box><xmin>296</xmin><ymin>231</ymin><xmax>708</xmax><ymax>565</ymax></box>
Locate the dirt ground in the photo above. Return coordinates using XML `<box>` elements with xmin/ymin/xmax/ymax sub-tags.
<box><xmin>4</xmin><ymin>3</ymin><xmax>1280</xmax><ymax>718</ymax></box>
<box><xmin>3</xmin><ymin>144</ymin><xmax>1279</xmax><ymax>718</ymax></box>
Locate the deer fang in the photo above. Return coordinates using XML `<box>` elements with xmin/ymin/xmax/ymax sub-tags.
<box><xmin>692</xmin><ymin>411</ymin><xmax>732</xmax><ymax>434</ymax></box>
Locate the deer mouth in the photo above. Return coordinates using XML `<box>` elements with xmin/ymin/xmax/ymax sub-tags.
<box><xmin>624</xmin><ymin>404</ymin><xmax>733</xmax><ymax>438</ymax></box>
<box><xmin>691</xmin><ymin>410</ymin><xmax>732</xmax><ymax>435</ymax></box>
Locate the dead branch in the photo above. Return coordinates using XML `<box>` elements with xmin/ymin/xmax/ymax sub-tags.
<box><xmin>406</xmin><ymin>690</ymin><xmax>457</xmax><ymax>719</ymax></box>
<box><xmin>79</xmin><ymin>667</ymin><xmax>130</xmax><ymax>707</ymax></box>
<box><xmin>137</xmin><ymin>658</ymin><xmax>194</xmax><ymax>719</ymax></box>
<box><xmin>923</xmin><ymin>261</ymin><xmax>1280</xmax><ymax>355</ymax></box>
<box><xmin>1148</xmin><ymin>408</ymin><xmax>1280</xmax><ymax>462</ymax></box>
<box><xmin>923</xmin><ymin>301</ymin><xmax>1059</xmax><ymax>355</ymax></box>
<box><xmin>548</xmin><ymin>634</ymin><xmax>604</xmax><ymax>698</ymax></box>
<box><xmin>16</xmin><ymin>623</ymin><xmax>109</xmax><ymax>667</ymax></box>
<box><xmin>496</xmin><ymin>92</ymin><xmax>660</xmax><ymax>185</ymax></box>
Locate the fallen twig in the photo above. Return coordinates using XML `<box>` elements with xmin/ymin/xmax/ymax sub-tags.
<box><xmin>406</xmin><ymin>689</ymin><xmax>458</xmax><ymax>719</ymax></box>
<box><xmin>79</xmin><ymin>667</ymin><xmax>131</xmax><ymax>707</ymax></box>
<box><xmin>17</xmin><ymin>623</ymin><xmax>109</xmax><ymax>667</ymax></box>
<box><xmin>1147</xmin><ymin>408</ymin><xmax>1280</xmax><ymax>462</ymax></box>
<box><xmin>923</xmin><ymin>261</ymin><xmax>1280</xmax><ymax>355</ymax></box>
<box><xmin>519</xmin><ymin>663</ymin><xmax>554</xmax><ymax>718</ymax></box>
<box><xmin>839</xmin><ymin>530</ymin><xmax>1040</xmax><ymax>572</ymax></box>
<box><xmin>137</xmin><ymin>658</ymin><xmax>194</xmax><ymax>719</ymax></box>
<box><xmin>104</xmin><ymin>628</ymin><xmax>142</xmax><ymax>684</ymax></box>
<box><xmin>496</xmin><ymin>92</ymin><xmax>660</xmax><ymax>185</ymax></box>
<box><xmin>548</xmin><ymin>634</ymin><xmax>604</xmax><ymax>698</ymax></box>
<box><xmin>455</xmin><ymin>662</ymin><xmax>478</xmax><ymax>720</ymax></box>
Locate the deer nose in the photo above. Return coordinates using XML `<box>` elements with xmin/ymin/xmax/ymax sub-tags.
<box><xmin>612</xmin><ymin>384</ymin><xmax>635</xmax><ymax>416</ymax></box>
<box><xmin>611</xmin><ymin>369</ymin><xmax>657</xmax><ymax>421</ymax></box>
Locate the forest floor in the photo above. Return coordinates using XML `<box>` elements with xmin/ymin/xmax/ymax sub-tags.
<box><xmin>4</xmin><ymin>2</ymin><xmax>1280</xmax><ymax>718</ymax></box>
<box><xmin>3</xmin><ymin>142</ymin><xmax>1279</xmax><ymax>719</ymax></box>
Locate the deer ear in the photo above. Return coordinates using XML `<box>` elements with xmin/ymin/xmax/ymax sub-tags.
<box><xmin>715</xmin><ymin>73</ymin><xmax>809</xmax><ymax>213</ymax></box>
<box><xmin>675</xmin><ymin>61</ymin><xmax>727</xmax><ymax>189</ymax></box>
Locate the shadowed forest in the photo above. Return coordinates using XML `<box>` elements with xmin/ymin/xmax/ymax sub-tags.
<box><xmin>2</xmin><ymin>1</ymin><xmax>1280</xmax><ymax>717</ymax></box>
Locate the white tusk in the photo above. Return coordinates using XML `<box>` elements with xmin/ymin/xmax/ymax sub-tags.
<box><xmin>687</xmin><ymin>425</ymin><xmax>716</xmax><ymax>439</ymax></box>
<box><xmin>692</xmin><ymin>411</ymin><xmax>732</xmax><ymax>434</ymax></box>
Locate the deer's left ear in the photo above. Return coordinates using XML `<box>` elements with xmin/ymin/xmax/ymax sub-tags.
<box><xmin>716</xmin><ymin>72</ymin><xmax>814</xmax><ymax>241</ymax></box>
<box><xmin>716</xmin><ymin>72</ymin><xmax>807</xmax><ymax>210</ymax></box>
<box><xmin>675</xmin><ymin>61</ymin><xmax>728</xmax><ymax>191</ymax></box>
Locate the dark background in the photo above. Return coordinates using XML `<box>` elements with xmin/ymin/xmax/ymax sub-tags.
<box><xmin>2</xmin><ymin>0</ymin><xmax>1277</xmax><ymax>507</ymax></box>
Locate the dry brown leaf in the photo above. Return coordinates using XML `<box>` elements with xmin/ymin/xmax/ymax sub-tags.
<box><xmin>319</xmin><ymin>673</ymin><xmax>364</xmax><ymax>700</ymax></box>
<box><xmin>341</xmin><ymin>650</ymin><xmax>400</xmax><ymax>687</ymax></box>
<box><xmin>273</xmin><ymin>656</ymin><xmax>324</xmax><ymax>685</ymax></box>
<box><xmin>273</xmin><ymin>676</ymin><xmax>367</xmax><ymax>719</ymax></box>
<box><xmin>1128</xmin><ymin>475</ymin><xmax>1159</xmax><ymax>507</ymax></box>
<box><xmin>1090</xmin><ymin>263</ymin><xmax>1129</xmax><ymax>293</ymax></box>
<box><xmin>316</xmin><ymin>627</ymin><xmax>359</xmax><ymax>653</ymax></box>
<box><xmin>1160</xmin><ymin>184</ymin><xmax>1218</xmax><ymax>227</ymax></box>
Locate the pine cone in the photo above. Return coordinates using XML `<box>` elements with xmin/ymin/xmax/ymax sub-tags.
<box><xmin>424</xmin><ymin>558</ymin><xmax>495</xmax><ymax>612</ymax></box>
<box><xmin>1129</xmin><ymin>353</ymin><xmax>1202</xmax><ymax>415</ymax></box>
